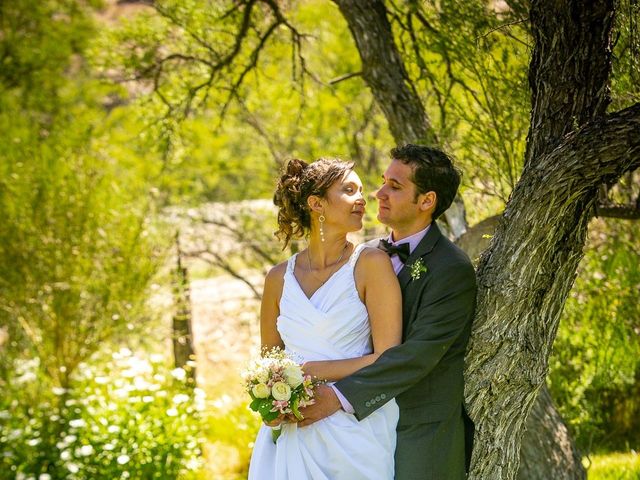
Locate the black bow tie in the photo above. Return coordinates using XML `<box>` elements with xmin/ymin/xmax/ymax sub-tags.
<box><xmin>378</xmin><ymin>239</ymin><xmax>411</xmax><ymax>263</ymax></box>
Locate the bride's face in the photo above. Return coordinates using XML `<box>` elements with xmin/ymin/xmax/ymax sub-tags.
<box><xmin>321</xmin><ymin>170</ymin><xmax>366</xmax><ymax>233</ymax></box>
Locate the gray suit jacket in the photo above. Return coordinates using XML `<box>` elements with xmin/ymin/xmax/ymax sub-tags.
<box><xmin>335</xmin><ymin>222</ymin><xmax>476</xmax><ymax>479</ymax></box>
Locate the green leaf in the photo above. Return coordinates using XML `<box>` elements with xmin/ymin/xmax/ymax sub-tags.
<box><xmin>249</xmin><ymin>398</ymin><xmax>263</xmax><ymax>412</ymax></box>
<box><xmin>291</xmin><ymin>396</ymin><xmax>303</xmax><ymax>421</ymax></box>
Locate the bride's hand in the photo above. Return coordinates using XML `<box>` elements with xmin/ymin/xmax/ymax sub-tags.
<box><xmin>264</xmin><ymin>413</ymin><xmax>298</xmax><ymax>427</ymax></box>
<box><xmin>301</xmin><ymin>361</ymin><xmax>319</xmax><ymax>379</ymax></box>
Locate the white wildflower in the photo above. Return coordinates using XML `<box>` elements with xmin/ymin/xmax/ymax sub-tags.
<box><xmin>150</xmin><ymin>354</ymin><xmax>164</xmax><ymax>363</ymax></box>
<box><xmin>69</xmin><ymin>419</ymin><xmax>86</xmax><ymax>428</ymax></box>
<box><xmin>78</xmin><ymin>445</ymin><xmax>94</xmax><ymax>456</ymax></box>
<box><xmin>172</xmin><ymin>394</ymin><xmax>190</xmax><ymax>404</ymax></box>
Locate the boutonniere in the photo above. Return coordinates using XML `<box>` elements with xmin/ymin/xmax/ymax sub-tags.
<box><xmin>408</xmin><ymin>258</ymin><xmax>427</xmax><ymax>281</ymax></box>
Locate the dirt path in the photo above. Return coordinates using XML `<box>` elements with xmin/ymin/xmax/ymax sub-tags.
<box><xmin>190</xmin><ymin>274</ymin><xmax>262</xmax><ymax>387</ymax></box>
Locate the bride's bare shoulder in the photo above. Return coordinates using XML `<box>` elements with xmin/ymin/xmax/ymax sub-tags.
<box><xmin>357</xmin><ymin>245</ymin><xmax>392</xmax><ymax>265</ymax></box>
<box><xmin>263</xmin><ymin>260</ymin><xmax>287</xmax><ymax>295</ymax></box>
<box><xmin>354</xmin><ymin>246</ymin><xmax>394</xmax><ymax>280</ymax></box>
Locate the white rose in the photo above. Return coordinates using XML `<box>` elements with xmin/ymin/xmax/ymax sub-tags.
<box><xmin>252</xmin><ymin>383</ymin><xmax>270</xmax><ymax>399</ymax></box>
<box><xmin>283</xmin><ymin>366</ymin><xmax>304</xmax><ymax>388</ymax></box>
<box><xmin>271</xmin><ymin>382</ymin><xmax>292</xmax><ymax>401</ymax></box>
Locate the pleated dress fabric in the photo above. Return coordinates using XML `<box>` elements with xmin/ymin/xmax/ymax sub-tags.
<box><xmin>248</xmin><ymin>244</ymin><xmax>398</xmax><ymax>480</ymax></box>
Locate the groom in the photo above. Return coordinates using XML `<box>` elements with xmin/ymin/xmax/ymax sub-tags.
<box><xmin>299</xmin><ymin>144</ymin><xmax>477</xmax><ymax>479</ymax></box>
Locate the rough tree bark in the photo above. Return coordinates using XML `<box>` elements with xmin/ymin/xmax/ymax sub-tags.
<box><xmin>459</xmin><ymin>216</ymin><xmax>584</xmax><ymax>479</ymax></box>
<box><xmin>464</xmin><ymin>2</ymin><xmax>633</xmax><ymax>478</ymax></box>
<box><xmin>524</xmin><ymin>0</ymin><xmax>614</xmax><ymax>170</ymax></box>
<box><xmin>517</xmin><ymin>385</ymin><xmax>585</xmax><ymax>480</ymax></box>
<box><xmin>467</xmin><ymin>1</ymin><xmax>637</xmax><ymax>478</ymax></box>
<box><xmin>466</xmin><ymin>98</ymin><xmax>640</xmax><ymax>477</ymax></box>
<box><xmin>514</xmin><ymin>3</ymin><xmax>616</xmax><ymax>477</ymax></box>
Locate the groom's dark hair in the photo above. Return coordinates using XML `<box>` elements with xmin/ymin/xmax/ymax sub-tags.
<box><xmin>390</xmin><ymin>144</ymin><xmax>461</xmax><ymax>220</ymax></box>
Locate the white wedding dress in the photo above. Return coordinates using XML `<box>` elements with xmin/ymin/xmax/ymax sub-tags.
<box><xmin>248</xmin><ymin>244</ymin><xmax>399</xmax><ymax>480</ymax></box>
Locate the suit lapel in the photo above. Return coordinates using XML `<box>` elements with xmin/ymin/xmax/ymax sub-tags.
<box><xmin>398</xmin><ymin>222</ymin><xmax>442</xmax><ymax>291</ymax></box>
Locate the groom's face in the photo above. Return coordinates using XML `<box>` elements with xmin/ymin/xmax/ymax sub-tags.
<box><xmin>376</xmin><ymin>160</ymin><xmax>423</xmax><ymax>232</ymax></box>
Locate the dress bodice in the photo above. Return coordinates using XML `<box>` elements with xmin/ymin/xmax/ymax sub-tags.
<box><xmin>277</xmin><ymin>243</ymin><xmax>371</xmax><ymax>363</ymax></box>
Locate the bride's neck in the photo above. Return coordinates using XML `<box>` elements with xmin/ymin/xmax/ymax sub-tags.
<box><xmin>307</xmin><ymin>234</ymin><xmax>349</xmax><ymax>268</ymax></box>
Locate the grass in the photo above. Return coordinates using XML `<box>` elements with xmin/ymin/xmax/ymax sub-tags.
<box><xmin>586</xmin><ymin>451</ymin><xmax>640</xmax><ymax>479</ymax></box>
<box><xmin>198</xmin><ymin>366</ymin><xmax>261</xmax><ymax>480</ymax></box>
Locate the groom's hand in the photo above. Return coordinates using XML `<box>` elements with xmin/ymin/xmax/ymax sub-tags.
<box><xmin>298</xmin><ymin>384</ymin><xmax>341</xmax><ymax>427</ymax></box>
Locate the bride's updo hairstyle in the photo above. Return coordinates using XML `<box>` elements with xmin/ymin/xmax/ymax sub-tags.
<box><xmin>274</xmin><ymin>158</ymin><xmax>354</xmax><ymax>247</ymax></box>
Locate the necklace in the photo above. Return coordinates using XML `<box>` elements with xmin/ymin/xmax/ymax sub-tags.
<box><xmin>307</xmin><ymin>242</ymin><xmax>350</xmax><ymax>286</ymax></box>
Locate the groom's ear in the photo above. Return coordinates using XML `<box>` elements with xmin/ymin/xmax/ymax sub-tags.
<box><xmin>419</xmin><ymin>191</ymin><xmax>437</xmax><ymax>213</ymax></box>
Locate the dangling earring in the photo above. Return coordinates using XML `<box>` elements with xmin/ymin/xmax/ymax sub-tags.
<box><xmin>319</xmin><ymin>214</ymin><xmax>326</xmax><ymax>242</ymax></box>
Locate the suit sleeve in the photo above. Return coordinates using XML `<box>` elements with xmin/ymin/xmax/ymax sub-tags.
<box><xmin>334</xmin><ymin>259</ymin><xmax>477</xmax><ymax>420</ymax></box>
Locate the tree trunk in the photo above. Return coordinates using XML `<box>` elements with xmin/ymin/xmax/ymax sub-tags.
<box><xmin>173</xmin><ymin>233</ymin><xmax>196</xmax><ymax>383</ymax></box>
<box><xmin>465</xmin><ymin>99</ymin><xmax>640</xmax><ymax>479</ymax></box>
<box><xmin>464</xmin><ymin>2</ymin><xmax>634</xmax><ymax>477</ymax></box>
<box><xmin>458</xmin><ymin>216</ymin><xmax>585</xmax><ymax>479</ymax></box>
<box><xmin>517</xmin><ymin>385</ymin><xmax>585</xmax><ymax>480</ymax></box>
<box><xmin>333</xmin><ymin>0</ymin><xmax>473</xmax><ymax>240</ymax></box>
<box><xmin>524</xmin><ymin>0</ymin><xmax>614</xmax><ymax>169</ymax></box>
<box><xmin>332</xmin><ymin>0</ymin><xmax>437</xmax><ymax>146</ymax></box>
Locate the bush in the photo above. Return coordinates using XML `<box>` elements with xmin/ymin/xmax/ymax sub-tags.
<box><xmin>0</xmin><ymin>349</ymin><xmax>205</xmax><ymax>479</ymax></box>
<box><xmin>549</xmin><ymin>219</ymin><xmax>640</xmax><ymax>451</ymax></box>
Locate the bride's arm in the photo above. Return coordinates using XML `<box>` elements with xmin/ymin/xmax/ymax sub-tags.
<box><xmin>302</xmin><ymin>248</ymin><xmax>402</xmax><ymax>382</ymax></box>
<box><xmin>260</xmin><ymin>262</ymin><xmax>286</xmax><ymax>350</ymax></box>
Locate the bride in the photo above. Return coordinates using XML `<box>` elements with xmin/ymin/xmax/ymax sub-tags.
<box><xmin>248</xmin><ymin>158</ymin><xmax>402</xmax><ymax>480</ymax></box>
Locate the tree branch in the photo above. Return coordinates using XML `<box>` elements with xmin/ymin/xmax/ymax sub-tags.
<box><xmin>595</xmin><ymin>203</ymin><xmax>640</xmax><ymax>219</ymax></box>
<box><xmin>537</xmin><ymin>102</ymin><xmax>640</xmax><ymax>185</ymax></box>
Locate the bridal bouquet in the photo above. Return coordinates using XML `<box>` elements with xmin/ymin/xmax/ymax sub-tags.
<box><xmin>242</xmin><ymin>347</ymin><xmax>318</xmax><ymax>442</ymax></box>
